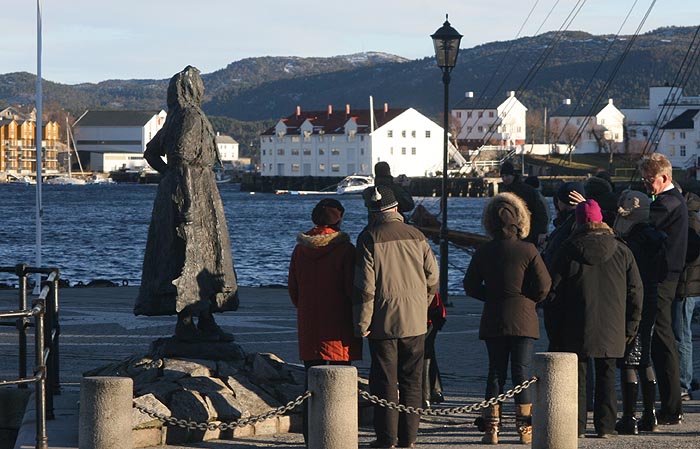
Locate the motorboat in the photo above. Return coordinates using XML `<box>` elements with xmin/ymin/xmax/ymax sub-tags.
<box><xmin>45</xmin><ymin>176</ymin><xmax>87</xmax><ymax>185</ymax></box>
<box><xmin>274</xmin><ymin>174</ymin><xmax>374</xmax><ymax>195</ymax></box>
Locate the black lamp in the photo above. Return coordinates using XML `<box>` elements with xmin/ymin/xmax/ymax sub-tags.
<box><xmin>431</xmin><ymin>15</ymin><xmax>462</xmax><ymax>306</ymax></box>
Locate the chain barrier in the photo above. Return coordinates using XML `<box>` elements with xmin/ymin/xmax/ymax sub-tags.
<box><xmin>133</xmin><ymin>390</ymin><xmax>311</xmax><ymax>431</ymax></box>
<box><xmin>359</xmin><ymin>376</ymin><xmax>537</xmax><ymax>417</ymax></box>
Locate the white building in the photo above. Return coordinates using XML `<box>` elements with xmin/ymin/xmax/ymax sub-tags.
<box><xmin>548</xmin><ymin>98</ymin><xmax>624</xmax><ymax>154</ymax></box>
<box><xmin>73</xmin><ymin>110</ymin><xmax>166</xmax><ymax>172</ymax></box>
<box><xmin>621</xmin><ymin>86</ymin><xmax>700</xmax><ymax>167</ymax></box>
<box><xmin>260</xmin><ymin>104</ymin><xmax>456</xmax><ymax>177</ymax></box>
<box><xmin>215</xmin><ymin>133</ymin><xmax>240</xmax><ymax>166</ymax></box>
<box><xmin>451</xmin><ymin>91</ymin><xmax>528</xmax><ymax>150</ymax></box>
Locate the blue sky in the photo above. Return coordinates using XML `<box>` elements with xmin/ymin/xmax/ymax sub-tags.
<box><xmin>4</xmin><ymin>0</ymin><xmax>698</xmax><ymax>84</ymax></box>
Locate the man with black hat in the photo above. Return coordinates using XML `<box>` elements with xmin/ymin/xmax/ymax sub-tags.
<box><xmin>500</xmin><ymin>161</ymin><xmax>549</xmax><ymax>246</ymax></box>
<box><xmin>354</xmin><ymin>185</ymin><xmax>439</xmax><ymax>448</ymax></box>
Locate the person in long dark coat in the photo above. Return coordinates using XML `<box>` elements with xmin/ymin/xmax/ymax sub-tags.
<box><xmin>464</xmin><ymin>192</ymin><xmax>551</xmax><ymax>444</ymax></box>
<box><xmin>134</xmin><ymin>66</ymin><xmax>239</xmax><ymax>341</ymax></box>
<box><xmin>613</xmin><ymin>190</ymin><xmax>666</xmax><ymax>434</ymax></box>
<box><xmin>548</xmin><ymin>199</ymin><xmax>643</xmax><ymax>438</ymax></box>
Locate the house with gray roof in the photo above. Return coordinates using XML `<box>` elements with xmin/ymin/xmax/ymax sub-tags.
<box><xmin>73</xmin><ymin>109</ymin><xmax>166</xmax><ymax>172</ymax></box>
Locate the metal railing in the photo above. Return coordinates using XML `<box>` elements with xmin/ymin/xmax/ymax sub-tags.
<box><xmin>0</xmin><ymin>264</ymin><xmax>61</xmax><ymax>449</ymax></box>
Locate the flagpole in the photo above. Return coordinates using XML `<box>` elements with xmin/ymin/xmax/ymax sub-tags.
<box><xmin>35</xmin><ymin>0</ymin><xmax>43</xmax><ymax>291</ymax></box>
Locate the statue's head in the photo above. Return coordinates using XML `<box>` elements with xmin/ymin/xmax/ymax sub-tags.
<box><xmin>167</xmin><ymin>65</ymin><xmax>204</xmax><ymax>109</ymax></box>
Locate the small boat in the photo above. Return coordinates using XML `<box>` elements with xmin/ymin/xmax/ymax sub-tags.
<box><xmin>45</xmin><ymin>176</ymin><xmax>86</xmax><ymax>185</ymax></box>
<box><xmin>7</xmin><ymin>175</ymin><xmax>36</xmax><ymax>185</ymax></box>
<box><xmin>275</xmin><ymin>174</ymin><xmax>374</xmax><ymax>195</ymax></box>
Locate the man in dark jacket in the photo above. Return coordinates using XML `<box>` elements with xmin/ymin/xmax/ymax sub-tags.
<box><xmin>549</xmin><ymin>199</ymin><xmax>643</xmax><ymax>438</ymax></box>
<box><xmin>640</xmin><ymin>153</ymin><xmax>688</xmax><ymax>425</ymax></box>
<box><xmin>353</xmin><ymin>185</ymin><xmax>439</xmax><ymax>448</ymax></box>
<box><xmin>500</xmin><ymin>161</ymin><xmax>549</xmax><ymax>246</ymax></box>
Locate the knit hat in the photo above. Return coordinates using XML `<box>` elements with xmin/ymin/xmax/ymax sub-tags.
<box><xmin>500</xmin><ymin>161</ymin><xmax>515</xmax><ymax>176</ymax></box>
<box><xmin>556</xmin><ymin>181</ymin><xmax>585</xmax><ymax>203</ymax></box>
<box><xmin>575</xmin><ymin>199</ymin><xmax>603</xmax><ymax>225</ymax></box>
<box><xmin>613</xmin><ymin>190</ymin><xmax>650</xmax><ymax>236</ymax></box>
<box><xmin>524</xmin><ymin>175</ymin><xmax>540</xmax><ymax>189</ymax></box>
<box><xmin>374</xmin><ymin>161</ymin><xmax>391</xmax><ymax>177</ymax></box>
<box><xmin>584</xmin><ymin>176</ymin><xmax>613</xmax><ymax>198</ymax></box>
<box><xmin>311</xmin><ymin>198</ymin><xmax>345</xmax><ymax>226</ymax></box>
<box><xmin>363</xmin><ymin>186</ymin><xmax>398</xmax><ymax>212</ymax></box>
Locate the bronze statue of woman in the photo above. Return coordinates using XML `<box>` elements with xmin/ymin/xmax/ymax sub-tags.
<box><xmin>134</xmin><ymin>66</ymin><xmax>239</xmax><ymax>342</ymax></box>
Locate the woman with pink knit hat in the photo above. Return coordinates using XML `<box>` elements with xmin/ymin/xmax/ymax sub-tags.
<box><xmin>548</xmin><ymin>199</ymin><xmax>644</xmax><ymax>438</ymax></box>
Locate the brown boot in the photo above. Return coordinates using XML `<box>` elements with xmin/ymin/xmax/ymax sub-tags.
<box><xmin>516</xmin><ymin>403</ymin><xmax>532</xmax><ymax>444</ymax></box>
<box><xmin>481</xmin><ymin>404</ymin><xmax>500</xmax><ymax>444</ymax></box>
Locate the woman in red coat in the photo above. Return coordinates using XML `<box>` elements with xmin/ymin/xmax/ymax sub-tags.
<box><xmin>288</xmin><ymin>198</ymin><xmax>362</xmax><ymax>445</ymax></box>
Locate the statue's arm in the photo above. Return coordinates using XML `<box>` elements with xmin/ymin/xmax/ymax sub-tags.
<box><xmin>144</xmin><ymin>128</ymin><xmax>168</xmax><ymax>174</ymax></box>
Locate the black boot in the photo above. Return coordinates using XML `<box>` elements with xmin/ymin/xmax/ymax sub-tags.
<box><xmin>638</xmin><ymin>380</ymin><xmax>658</xmax><ymax>432</ymax></box>
<box><xmin>615</xmin><ymin>382</ymin><xmax>639</xmax><ymax>435</ymax></box>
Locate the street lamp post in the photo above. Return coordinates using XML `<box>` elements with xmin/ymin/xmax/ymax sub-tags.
<box><xmin>431</xmin><ymin>16</ymin><xmax>462</xmax><ymax>306</ymax></box>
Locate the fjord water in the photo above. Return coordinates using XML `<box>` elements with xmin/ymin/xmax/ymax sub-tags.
<box><xmin>0</xmin><ymin>184</ymin><xmax>488</xmax><ymax>294</ymax></box>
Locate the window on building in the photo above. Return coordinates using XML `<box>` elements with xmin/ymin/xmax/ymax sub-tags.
<box><xmin>401</xmin><ymin>130</ymin><xmax>406</xmax><ymax>138</ymax></box>
<box><xmin>303</xmin><ymin>148</ymin><xmax>311</xmax><ymax>155</ymax></box>
<box><xmin>331</xmin><ymin>164</ymin><xmax>340</xmax><ymax>172</ymax></box>
<box><xmin>477</xmin><ymin>126</ymin><xmax>483</xmax><ymax>133</ymax></box>
<box><xmin>629</xmin><ymin>129</ymin><xmax>637</xmax><ymax>138</ymax></box>
<box><xmin>291</xmin><ymin>148</ymin><xmax>300</xmax><ymax>156</ymax></box>
<box><xmin>681</xmin><ymin>145</ymin><xmax>687</xmax><ymax>156</ymax></box>
<box><xmin>262</xmin><ymin>149</ymin><xmax>266</xmax><ymax>156</ymax></box>
<box><xmin>331</xmin><ymin>148</ymin><xmax>340</xmax><ymax>156</ymax></box>
<box><xmin>291</xmin><ymin>163</ymin><xmax>300</xmax><ymax>172</ymax></box>
<box><xmin>478</xmin><ymin>111</ymin><xmax>483</xmax><ymax>118</ymax></box>
<box><xmin>361</xmin><ymin>163</ymin><xmax>367</xmax><ymax>172</ymax></box>
<box><xmin>331</xmin><ymin>136</ymin><xmax>336</xmax><ymax>142</ymax></box>
<box><xmin>360</xmin><ymin>148</ymin><xmax>365</xmax><ymax>155</ymax></box>
<box><xmin>642</xmin><ymin>129</ymin><xmax>649</xmax><ymax>137</ymax></box>
<box><xmin>670</xmin><ymin>132</ymin><xmax>676</xmax><ymax>140</ymax></box>
<box><xmin>411</xmin><ymin>130</ymin><xmax>416</xmax><ymax>138</ymax></box>
<box><xmin>360</xmin><ymin>136</ymin><xmax>364</xmax><ymax>141</ymax></box>
<box><xmin>517</xmin><ymin>127</ymin><xmax>522</xmax><ymax>133</ymax></box>
<box><xmin>600</xmin><ymin>119</ymin><xmax>605</xmax><ymax>125</ymax></box>
<box><xmin>670</xmin><ymin>146</ymin><xmax>676</xmax><ymax>156</ymax></box>
<box><xmin>425</xmin><ymin>130</ymin><xmax>431</xmax><ymax>138</ymax></box>
<box><xmin>401</xmin><ymin>147</ymin><xmax>406</xmax><ymax>155</ymax></box>
<box><xmin>456</xmin><ymin>111</ymin><xmax>462</xmax><ymax>118</ymax></box>
<box><xmin>388</xmin><ymin>130</ymin><xmax>393</xmax><ymax>138</ymax></box>
<box><xmin>411</xmin><ymin>147</ymin><xmax>416</xmax><ymax>155</ymax></box>
<box><xmin>319</xmin><ymin>148</ymin><xmax>325</xmax><ymax>155</ymax></box>
<box><xmin>319</xmin><ymin>163</ymin><xmax>325</xmax><ymax>172</ymax></box>
<box><xmin>467</xmin><ymin>126</ymin><xmax>473</xmax><ymax>133</ymax></box>
<box><xmin>390</xmin><ymin>147</ymin><xmax>394</xmax><ymax>155</ymax></box>
<box><xmin>277</xmin><ymin>149</ymin><xmax>285</xmax><ymax>155</ymax></box>
<box><xmin>681</xmin><ymin>132</ymin><xmax>687</xmax><ymax>139</ymax></box>
<box><xmin>291</xmin><ymin>136</ymin><xmax>300</xmax><ymax>142</ymax></box>
<box><xmin>489</xmin><ymin>111</ymin><xmax>494</xmax><ymax>118</ymax></box>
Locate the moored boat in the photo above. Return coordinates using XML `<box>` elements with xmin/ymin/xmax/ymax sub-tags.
<box><xmin>275</xmin><ymin>174</ymin><xmax>373</xmax><ymax>195</ymax></box>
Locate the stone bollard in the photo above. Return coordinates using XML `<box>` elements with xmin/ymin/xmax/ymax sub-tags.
<box><xmin>79</xmin><ymin>376</ymin><xmax>133</xmax><ymax>449</ymax></box>
<box><xmin>307</xmin><ymin>366</ymin><xmax>358</xmax><ymax>449</ymax></box>
<box><xmin>533</xmin><ymin>352</ymin><xmax>578</xmax><ymax>449</ymax></box>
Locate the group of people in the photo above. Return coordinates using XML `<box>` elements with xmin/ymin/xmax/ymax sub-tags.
<box><xmin>466</xmin><ymin>152</ymin><xmax>696</xmax><ymax>444</ymax></box>
<box><xmin>285</xmin><ymin>153</ymin><xmax>699</xmax><ymax>447</ymax></box>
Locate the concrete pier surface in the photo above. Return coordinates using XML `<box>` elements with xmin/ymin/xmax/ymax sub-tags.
<box><xmin>1</xmin><ymin>286</ymin><xmax>699</xmax><ymax>448</ymax></box>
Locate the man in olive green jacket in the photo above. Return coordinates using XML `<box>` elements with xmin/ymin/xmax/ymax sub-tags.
<box><xmin>353</xmin><ymin>185</ymin><xmax>439</xmax><ymax>448</ymax></box>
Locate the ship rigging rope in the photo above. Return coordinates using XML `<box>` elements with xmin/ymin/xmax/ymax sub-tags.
<box><xmin>634</xmin><ymin>24</ymin><xmax>700</xmax><ymax>173</ymax></box>
<box><xmin>462</xmin><ymin>0</ymin><xmax>583</xmax><ymax>152</ymax></box>
<box><xmin>454</xmin><ymin>0</ymin><xmax>545</xmax><ymax>145</ymax></box>
<box><xmin>551</xmin><ymin>0</ymin><xmax>644</xmax><ymax>155</ymax></box>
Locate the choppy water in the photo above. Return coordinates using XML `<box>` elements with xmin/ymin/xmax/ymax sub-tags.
<box><xmin>0</xmin><ymin>184</ymin><xmax>489</xmax><ymax>294</ymax></box>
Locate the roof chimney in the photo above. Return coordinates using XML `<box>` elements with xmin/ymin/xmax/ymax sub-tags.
<box><xmin>384</xmin><ymin>103</ymin><xmax>388</xmax><ymax>113</ymax></box>
<box><xmin>345</xmin><ymin>104</ymin><xmax>350</xmax><ymax>116</ymax></box>
<box><xmin>296</xmin><ymin>105</ymin><xmax>301</xmax><ymax>117</ymax></box>
<box><xmin>563</xmin><ymin>98</ymin><xmax>571</xmax><ymax>105</ymax></box>
<box><xmin>327</xmin><ymin>104</ymin><xmax>332</xmax><ymax>116</ymax></box>
<box><xmin>608</xmin><ymin>98</ymin><xmax>614</xmax><ymax>105</ymax></box>
<box><xmin>508</xmin><ymin>91</ymin><xmax>515</xmax><ymax>97</ymax></box>
<box><xmin>466</xmin><ymin>91</ymin><xmax>474</xmax><ymax>98</ymax></box>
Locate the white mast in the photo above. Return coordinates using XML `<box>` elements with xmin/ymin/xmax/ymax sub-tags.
<box><xmin>35</xmin><ymin>0</ymin><xmax>43</xmax><ymax>290</ymax></box>
<box><xmin>369</xmin><ymin>95</ymin><xmax>375</xmax><ymax>134</ymax></box>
